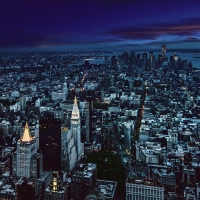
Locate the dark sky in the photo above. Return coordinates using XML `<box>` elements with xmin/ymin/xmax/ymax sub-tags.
<box><xmin>1</xmin><ymin>0</ymin><xmax>200</xmax><ymax>51</ymax></box>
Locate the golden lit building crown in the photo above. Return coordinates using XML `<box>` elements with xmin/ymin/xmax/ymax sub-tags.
<box><xmin>21</xmin><ymin>122</ymin><xmax>33</xmax><ymax>142</ymax></box>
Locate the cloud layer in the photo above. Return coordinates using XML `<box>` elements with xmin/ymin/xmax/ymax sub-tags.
<box><xmin>106</xmin><ymin>18</ymin><xmax>200</xmax><ymax>42</ymax></box>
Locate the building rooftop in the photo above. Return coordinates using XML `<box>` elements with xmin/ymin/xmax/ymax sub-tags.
<box><xmin>94</xmin><ymin>179</ymin><xmax>117</xmax><ymax>199</ymax></box>
<box><xmin>0</xmin><ymin>184</ymin><xmax>15</xmax><ymax>196</ymax></box>
<box><xmin>127</xmin><ymin>177</ymin><xmax>163</xmax><ymax>188</ymax></box>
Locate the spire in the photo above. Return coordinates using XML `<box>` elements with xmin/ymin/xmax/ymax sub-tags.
<box><xmin>71</xmin><ymin>96</ymin><xmax>79</xmax><ymax>120</ymax></box>
<box><xmin>74</xmin><ymin>96</ymin><xmax>77</xmax><ymax>105</ymax></box>
<box><xmin>21</xmin><ymin>122</ymin><xmax>32</xmax><ymax>142</ymax></box>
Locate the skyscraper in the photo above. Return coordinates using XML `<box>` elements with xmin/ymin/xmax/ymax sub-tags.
<box><xmin>39</xmin><ymin>118</ymin><xmax>62</xmax><ymax>171</ymax></box>
<box><xmin>63</xmin><ymin>82</ymin><xmax>68</xmax><ymax>99</ymax></box>
<box><xmin>162</xmin><ymin>45</ymin><xmax>166</xmax><ymax>56</ymax></box>
<box><xmin>85</xmin><ymin>97</ymin><xmax>93</xmax><ymax>144</ymax></box>
<box><xmin>71</xmin><ymin>96</ymin><xmax>84</xmax><ymax>162</ymax></box>
<box><xmin>20</xmin><ymin>95</ymin><xmax>27</xmax><ymax>111</ymax></box>
<box><xmin>12</xmin><ymin>122</ymin><xmax>42</xmax><ymax>179</ymax></box>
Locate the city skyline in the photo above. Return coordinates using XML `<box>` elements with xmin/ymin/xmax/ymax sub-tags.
<box><xmin>1</xmin><ymin>0</ymin><xmax>200</xmax><ymax>51</ymax></box>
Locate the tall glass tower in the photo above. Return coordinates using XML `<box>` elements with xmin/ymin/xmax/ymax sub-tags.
<box><xmin>39</xmin><ymin>118</ymin><xmax>62</xmax><ymax>171</ymax></box>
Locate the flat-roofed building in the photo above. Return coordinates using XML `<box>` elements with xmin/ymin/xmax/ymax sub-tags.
<box><xmin>126</xmin><ymin>177</ymin><xmax>164</xmax><ymax>200</ymax></box>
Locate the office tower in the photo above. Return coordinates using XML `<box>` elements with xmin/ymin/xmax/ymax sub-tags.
<box><xmin>150</xmin><ymin>51</ymin><xmax>153</xmax><ymax>63</ymax></box>
<box><xmin>143</xmin><ymin>53</ymin><xmax>147</xmax><ymax>65</ymax></box>
<box><xmin>126</xmin><ymin>177</ymin><xmax>164</xmax><ymax>200</ymax></box>
<box><xmin>71</xmin><ymin>163</ymin><xmax>97</xmax><ymax>200</ymax></box>
<box><xmin>104</xmin><ymin>56</ymin><xmax>108</xmax><ymax>67</ymax></box>
<box><xmin>129</xmin><ymin>51</ymin><xmax>136</xmax><ymax>66</ymax></box>
<box><xmin>122</xmin><ymin>51</ymin><xmax>129</xmax><ymax>65</ymax></box>
<box><xmin>44</xmin><ymin>171</ymin><xmax>68</xmax><ymax>200</ymax></box>
<box><xmin>101</xmin><ymin>117</ymin><xmax>116</xmax><ymax>151</ymax></box>
<box><xmin>123</xmin><ymin>121</ymin><xmax>134</xmax><ymax>153</ymax></box>
<box><xmin>71</xmin><ymin>97</ymin><xmax>84</xmax><ymax>162</ymax></box>
<box><xmin>162</xmin><ymin>45</ymin><xmax>166</xmax><ymax>56</ymax></box>
<box><xmin>20</xmin><ymin>95</ymin><xmax>27</xmax><ymax>111</ymax></box>
<box><xmin>12</xmin><ymin>122</ymin><xmax>42</xmax><ymax>179</ymax></box>
<box><xmin>39</xmin><ymin>118</ymin><xmax>62</xmax><ymax>171</ymax></box>
<box><xmin>85</xmin><ymin>97</ymin><xmax>93</xmax><ymax>144</ymax></box>
<box><xmin>63</xmin><ymin>82</ymin><xmax>68</xmax><ymax>99</ymax></box>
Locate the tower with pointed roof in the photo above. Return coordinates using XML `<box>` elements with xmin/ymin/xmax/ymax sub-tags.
<box><xmin>71</xmin><ymin>96</ymin><xmax>84</xmax><ymax>162</ymax></box>
<box><xmin>12</xmin><ymin>122</ymin><xmax>43</xmax><ymax>178</ymax></box>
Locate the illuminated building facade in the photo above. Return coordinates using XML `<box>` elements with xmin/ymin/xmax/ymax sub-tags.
<box><xmin>123</xmin><ymin>121</ymin><xmax>134</xmax><ymax>152</ymax></box>
<box><xmin>70</xmin><ymin>96</ymin><xmax>84</xmax><ymax>162</ymax></box>
<box><xmin>12</xmin><ymin>122</ymin><xmax>42</xmax><ymax>179</ymax></box>
<box><xmin>44</xmin><ymin>171</ymin><xmax>68</xmax><ymax>200</ymax></box>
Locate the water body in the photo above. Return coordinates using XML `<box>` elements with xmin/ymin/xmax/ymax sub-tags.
<box><xmin>154</xmin><ymin>51</ymin><xmax>200</xmax><ymax>69</ymax></box>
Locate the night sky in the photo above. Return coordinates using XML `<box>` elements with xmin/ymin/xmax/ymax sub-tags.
<box><xmin>1</xmin><ymin>0</ymin><xmax>200</xmax><ymax>51</ymax></box>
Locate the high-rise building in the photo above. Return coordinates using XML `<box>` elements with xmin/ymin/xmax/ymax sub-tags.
<box><xmin>62</xmin><ymin>126</ymin><xmax>77</xmax><ymax>172</ymax></box>
<box><xmin>20</xmin><ymin>95</ymin><xmax>27</xmax><ymax>111</ymax></box>
<box><xmin>123</xmin><ymin>121</ymin><xmax>134</xmax><ymax>153</ymax></box>
<box><xmin>71</xmin><ymin>96</ymin><xmax>84</xmax><ymax>162</ymax></box>
<box><xmin>149</xmin><ymin>51</ymin><xmax>153</xmax><ymax>60</ymax></box>
<box><xmin>143</xmin><ymin>53</ymin><xmax>148</xmax><ymax>65</ymax></box>
<box><xmin>85</xmin><ymin>97</ymin><xmax>93</xmax><ymax>144</ymax></box>
<box><xmin>162</xmin><ymin>45</ymin><xmax>166</xmax><ymax>56</ymax></box>
<box><xmin>101</xmin><ymin>116</ymin><xmax>116</xmax><ymax>151</ymax></box>
<box><xmin>40</xmin><ymin>97</ymin><xmax>83</xmax><ymax>173</ymax></box>
<box><xmin>63</xmin><ymin>82</ymin><xmax>68</xmax><ymax>99</ymax></box>
<box><xmin>39</xmin><ymin>118</ymin><xmax>62</xmax><ymax>171</ymax></box>
<box><xmin>12</xmin><ymin>122</ymin><xmax>42</xmax><ymax>179</ymax></box>
<box><xmin>122</xmin><ymin>51</ymin><xmax>129</xmax><ymax>65</ymax></box>
<box><xmin>104</xmin><ymin>56</ymin><xmax>108</xmax><ymax>67</ymax></box>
